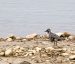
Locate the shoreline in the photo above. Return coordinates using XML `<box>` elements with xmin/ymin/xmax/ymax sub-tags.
<box><xmin>0</xmin><ymin>32</ymin><xmax>75</xmax><ymax>64</ymax></box>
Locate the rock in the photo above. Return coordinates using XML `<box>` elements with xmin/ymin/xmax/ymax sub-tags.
<box><xmin>0</xmin><ymin>60</ymin><xmax>9</xmax><ymax>64</ymax></box>
<box><xmin>41</xmin><ymin>42</ymin><xmax>49</xmax><ymax>45</ymax></box>
<box><xmin>7</xmin><ymin>34</ymin><xmax>16</xmax><ymax>41</ymax></box>
<box><xmin>54</xmin><ymin>48</ymin><xmax>65</xmax><ymax>53</ymax></box>
<box><xmin>13</xmin><ymin>46</ymin><xmax>28</xmax><ymax>56</ymax></box>
<box><xmin>45</xmin><ymin>47</ymin><xmax>54</xmax><ymax>53</ymax></box>
<box><xmin>25</xmin><ymin>33</ymin><xmax>37</xmax><ymax>40</ymax></box>
<box><xmin>35</xmin><ymin>47</ymin><xmax>41</xmax><ymax>52</ymax></box>
<box><xmin>13</xmin><ymin>46</ymin><xmax>25</xmax><ymax>52</ymax></box>
<box><xmin>68</xmin><ymin>35</ymin><xmax>75</xmax><ymax>41</ymax></box>
<box><xmin>7</xmin><ymin>38</ymin><xmax>13</xmax><ymax>42</ymax></box>
<box><xmin>56</xmin><ymin>32</ymin><xmax>71</xmax><ymax>38</ymax></box>
<box><xmin>70</xmin><ymin>51</ymin><xmax>75</xmax><ymax>54</ymax></box>
<box><xmin>0</xmin><ymin>52</ymin><xmax>5</xmax><ymax>56</ymax></box>
<box><xmin>5</xmin><ymin>48</ymin><xmax>13</xmax><ymax>56</ymax></box>
<box><xmin>0</xmin><ymin>38</ymin><xmax>5</xmax><ymax>41</ymax></box>
<box><xmin>13</xmin><ymin>46</ymin><xmax>20</xmax><ymax>50</ymax></box>
<box><xmin>61</xmin><ymin>53</ymin><xmax>69</xmax><ymax>56</ymax></box>
<box><xmin>40</xmin><ymin>34</ymin><xmax>49</xmax><ymax>39</ymax></box>
<box><xmin>20</xmin><ymin>61</ymin><xmax>31</xmax><ymax>64</ymax></box>
<box><xmin>16</xmin><ymin>36</ymin><xmax>22</xmax><ymax>40</ymax></box>
<box><xmin>22</xmin><ymin>39</ymin><xmax>27</xmax><ymax>42</ymax></box>
<box><xmin>69</xmin><ymin>55</ymin><xmax>75</xmax><ymax>60</ymax></box>
<box><xmin>56</xmin><ymin>32</ymin><xmax>63</xmax><ymax>37</ymax></box>
<box><xmin>62</xmin><ymin>48</ymin><xmax>67</xmax><ymax>52</ymax></box>
<box><xmin>0</xmin><ymin>49</ymin><xmax>5</xmax><ymax>56</ymax></box>
<box><xmin>28</xmin><ymin>50</ymin><xmax>36</xmax><ymax>54</ymax></box>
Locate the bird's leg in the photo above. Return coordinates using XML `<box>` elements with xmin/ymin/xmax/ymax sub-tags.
<box><xmin>54</xmin><ymin>41</ymin><xmax>56</xmax><ymax>46</ymax></box>
<box><xmin>54</xmin><ymin>39</ymin><xmax>57</xmax><ymax>46</ymax></box>
<box><xmin>55</xmin><ymin>41</ymin><xmax>57</xmax><ymax>46</ymax></box>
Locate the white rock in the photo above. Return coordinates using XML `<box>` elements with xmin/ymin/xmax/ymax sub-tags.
<box><xmin>56</xmin><ymin>32</ymin><xmax>63</xmax><ymax>36</ymax></box>
<box><xmin>45</xmin><ymin>47</ymin><xmax>54</xmax><ymax>52</ymax></box>
<box><xmin>69</xmin><ymin>55</ymin><xmax>75</xmax><ymax>60</ymax></box>
<box><xmin>35</xmin><ymin>47</ymin><xmax>41</xmax><ymax>52</ymax></box>
<box><xmin>62</xmin><ymin>48</ymin><xmax>67</xmax><ymax>52</ymax></box>
<box><xmin>22</xmin><ymin>39</ymin><xmax>27</xmax><ymax>41</ymax></box>
<box><xmin>13</xmin><ymin>46</ymin><xmax>20</xmax><ymax>50</ymax></box>
<box><xmin>68</xmin><ymin>36</ymin><xmax>75</xmax><ymax>40</ymax></box>
<box><xmin>7</xmin><ymin>38</ymin><xmax>13</xmax><ymax>42</ymax></box>
<box><xmin>16</xmin><ymin>36</ymin><xmax>22</xmax><ymax>40</ymax></box>
<box><xmin>0</xmin><ymin>52</ymin><xmax>5</xmax><ymax>56</ymax></box>
<box><xmin>29</xmin><ymin>53</ymin><xmax>33</xmax><ymax>56</ymax></box>
<box><xmin>28</xmin><ymin>50</ymin><xmax>36</xmax><ymax>54</ymax></box>
<box><xmin>56</xmin><ymin>32</ymin><xmax>71</xmax><ymax>37</ymax></box>
<box><xmin>26</xmin><ymin>33</ymin><xmax>37</xmax><ymax>39</ymax></box>
<box><xmin>70</xmin><ymin>51</ymin><xmax>75</xmax><ymax>54</ymax></box>
<box><xmin>5</xmin><ymin>48</ymin><xmax>13</xmax><ymax>56</ymax></box>
<box><xmin>61</xmin><ymin>53</ymin><xmax>69</xmax><ymax>56</ymax></box>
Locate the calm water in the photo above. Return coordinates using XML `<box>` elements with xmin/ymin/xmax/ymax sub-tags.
<box><xmin>0</xmin><ymin>0</ymin><xmax>75</xmax><ymax>36</ymax></box>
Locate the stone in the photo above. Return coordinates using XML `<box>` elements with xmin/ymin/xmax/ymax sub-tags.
<box><xmin>62</xmin><ymin>48</ymin><xmax>67</xmax><ymax>52</ymax></box>
<box><xmin>7</xmin><ymin>38</ymin><xmax>13</xmax><ymax>42</ymax></box>
<box><xmin>45</xmin><ymin>47</ymin><xmax>54</xmax><ymax>52</ymax></box>
<box><xmin>56</xmin><ymin>32</ymin><xmax>71</xmax><ymax>38</ymax></box>
<box><xmin>69</xmin><ymin>55</ymin><xmax>75</xmax><ymax>60</ymax></box>
<box><xmin>54</xmin><ymin>49</ymin><xmax>65</xmax><ymax>53</ymax></box>
<box><xmin>28</xmin><ymin>50</ymin><xmax>36</xmax><ymax>54</ymax></box>
<box><xmin>25</xmin><ymin>33</ymin><xmax>37</xmax><ymax>40</ymax></box>
<box><xmin>0</xmin><ymin>52</ymin><xmax>5</xmax><ymax>56</ymax></box>
<box><xmin>0</xmin><ymin>60</ymin><xmax>9</xmax><ymax>64</ymax></box>
<box><xmin>7</xmin><ymin>34</ymin><xmax>16</xmax><ymax>41</ymax></box>
<box><xmin>13</xmin><ymin>46</ymin><xmax>20</xmax><ymax>50</ymax></box>
<box><xmin>61</xmin><ymin>53</ymin><xmax>69</xmax><ymax>56</ymax></box>
<box><xmin>13</xmin><ymin>46</ymin><xmax>28</xmax><ymax>56</ymax></box>
<box><xmin>56</xmin><ymin>32</ymin><xmax>63</xmax><ymax>37</ymax></box>
<box><xmin>16</xmin><ymin>36</ymin><xmax>22</xmax><ymax>40</ymax></box>
<box><xmin>0</xmin><ymin>38</ymin><xmax>5</xmax><ymax>41</ymax></box>
<box><xmin>68</xmin><ymin>36</ymin><xmax>75</xmax><ymax>40</ymax></box>
<box><xmin>35</xmin><ymin>47</ymin><xmax>41</xmax><ymax>52</ymax></box>
<box><xmin>70</xmin><ymin>51</ymin><xmax>75</xmax><ymax>54</ymax></box>
<box><xmin>22</xmin><ymin>39</ymin><xmax>27</xmax><ymax>42</ymax></box>
<box><xmin>5</xmin><ymin>48</ymin><xmax>13</xmax><ymax>56</ymax></box>
<box><xmin>20</xmin><ymin>61</ymin><xmax>31</xmax><ymax>64</ymax></box>
<box><xmin>0</xmin><ymin>49</ymin><xmax>5</xmax><ymax>56</ymax></box>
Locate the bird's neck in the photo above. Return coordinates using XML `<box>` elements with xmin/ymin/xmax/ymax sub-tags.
<box><xmin>48</xmin><ymin>31</ymin><xmax>51</xmax><ymax>34</ymax></box>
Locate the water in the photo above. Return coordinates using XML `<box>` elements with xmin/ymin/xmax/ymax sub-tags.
<box><xmin>0</xmin><ymin>0</ymin><xmax>75</xmax><ymax>36</ymax></box>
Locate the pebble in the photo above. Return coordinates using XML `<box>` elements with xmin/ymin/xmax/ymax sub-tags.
<box><xmin>0</xmin><ymin>52</ymin><xmax>5</xmax><ymax>56</ymax></box>
<box><xmin>20</xmin><ymin>61</ymin><xmax>31</xmax><ymax>64</ymax></box>
<box><xmin>45</xmin><ymin>47</ymin><xmax>54</xmax><ymax>52</ymax></box>
<box><xmin>0</xmin><ymin>49</ymin><xmax>5</xmax><ymax>56</ymax></box>
<box><xmin>69</xmin><ymin>55</ymin><xmax>75</xmax><ymax>60</ymax></box>
<box><xmin>56</xmin><ymin>32</ymin><xmax>63</xmax><ymax>37</ymax></box>
<box><xmin>61</xmin><ymin>53</ymin><xmax>69</xmax><ymax>56</ymax></box>
<box><xmin>7</xmin><ymin>38</ymin><xmax>13</xmax><ymax>42</ymax></box>
<box><xmin>5</xmin><ymin>48</ymin><xmax>13</xmax><ymax>56</ymax></box>
<box><xmin>25</xmin><ymin>33</ymin><xmax>37</xmax><ymax>40</ymax></box>
<box><xmin>68</xmin><ymin>36</ymin><xmax>75</xmax><ymax>40</ymax></box>
<box><xmin>35</xmin><ymin>47</ymin><xmax>41</xmax><ymax>52</ymax></box>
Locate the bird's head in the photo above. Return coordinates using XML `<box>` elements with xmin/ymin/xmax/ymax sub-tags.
<box><xmin>45</xmin><ymin>28</ymin><xmax>51</xmax><ymax>33</ymax></box>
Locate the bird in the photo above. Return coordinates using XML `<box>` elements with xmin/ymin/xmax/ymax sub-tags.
<box><xmin>45</xmin><ymin>28</ymin><xmax>61</xmax><ymax>46</ymax></box>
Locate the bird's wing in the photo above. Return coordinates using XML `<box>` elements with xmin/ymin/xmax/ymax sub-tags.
<box><xmin>51</xmin><ymin>33</ymin><xmax>60</xmax><ymax>38</ymax></box>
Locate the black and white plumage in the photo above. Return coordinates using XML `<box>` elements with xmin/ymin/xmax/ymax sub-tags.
<box><xmin>45</xmin><ymin>28</ymin><xmax>61</xmax><ymax>46</ymax></box>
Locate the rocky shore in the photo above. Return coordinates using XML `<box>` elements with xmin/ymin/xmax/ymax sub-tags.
<box><xmin>0</xmin><ymin>32</ymin><xmax>75</xmax><ymax>64</ymax></box>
